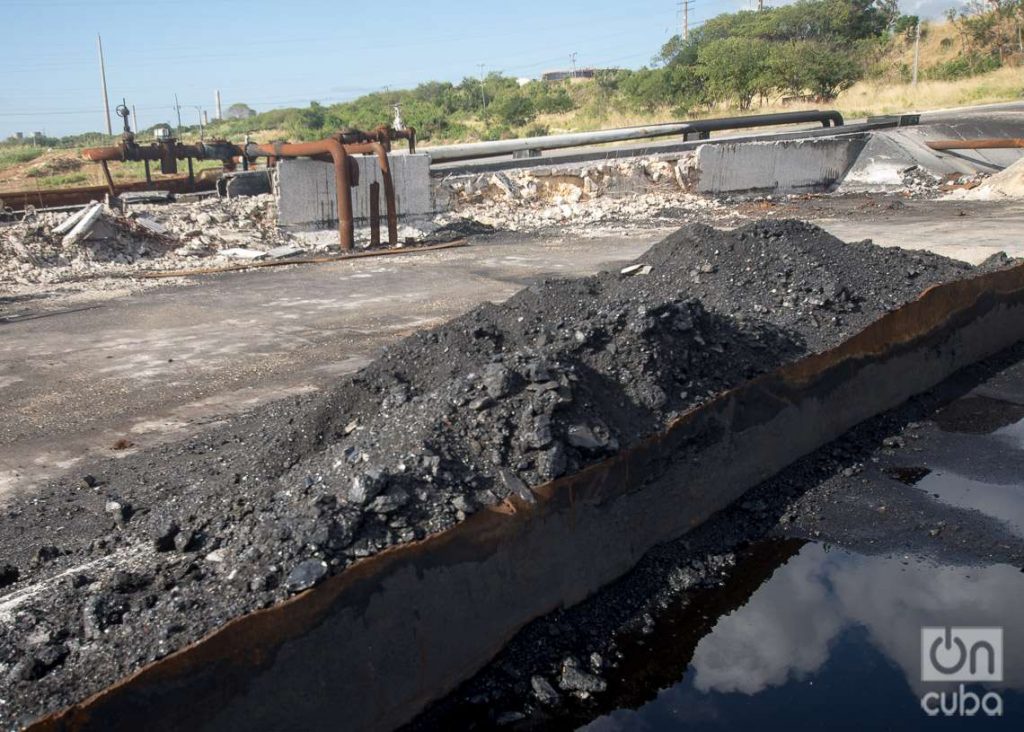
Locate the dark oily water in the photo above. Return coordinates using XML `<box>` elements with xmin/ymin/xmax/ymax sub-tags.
<box><xmin>901</xmin><ymin>412</ymin><xmax>1024</xmax><ymax>539</ymax></box>
<box><xmin>580</xmin><ymin>543</ymin><xmax>1024</xmax><ymax>731</ymax></box>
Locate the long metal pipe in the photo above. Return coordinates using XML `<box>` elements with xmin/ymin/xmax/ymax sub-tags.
<box><xmin>424</xmin><ymin>110</ymin><xmax>844</xmax><ymax>163</ymax></box>
<box><xmin>245</xmin><ymin>139</ymin><xmax>354</xmax><ymax>251</ymax></box>
<box><xmin>927</xmin><ymin>138</ymin><xmax>1024</xmax><ymax>150</ymax></box>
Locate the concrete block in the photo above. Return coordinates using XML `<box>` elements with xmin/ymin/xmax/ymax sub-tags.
<box><xmin>693</xmin><ymin>137</ymin><xmax>866</xmax><ymax>195</ymax></box>
<box><xmin>220</xmin><ymin>170</ymin><xmax>273</xmax><ymax>198</ymax></box>
<box><xmin>276</xmin><ymin>153</ymin><xmax>433</xmax><ymax>230</ymax></box>
<box><xmin>840</xmin><ymin>123</ymin><xmax>1024</xmax><ymax>192</ymax></box>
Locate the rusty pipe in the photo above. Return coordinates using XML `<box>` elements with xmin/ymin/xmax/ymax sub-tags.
<box><xmin>82</xmin><ymin>140</ymin><xmax>243</xmax><ymax>164</ymax></box>
<box><xmin>100</xmin><ymin>160</ymin><xmax>116</xmax><ymax>197</ymax></box>
<box><xmin>245</xmin><ymin>139</ymin><xmax>354</xmax><ymax>251</ymax></box>
<box><xmin>927</xmin><ymin>138</ymin><xmax>1024</xmax><ymax>150</ymax></box>
<box><xmin>369</xmin><ymin>181</ymin><xmax>381</xmax><ymax>247</ymax></box>
<box><xmin>344</xmin><ymin>140</ymin><xmax>398</xmax><ymax>246</ymax></box>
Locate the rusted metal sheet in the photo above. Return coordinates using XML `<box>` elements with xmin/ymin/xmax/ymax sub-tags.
<box><xmin>0</xmin><ymin>177</ymin><xmax>215</xmax><ymax>210</ymax></box>
<box><xmin>927</xmin><ymin>138</ymin><xmax>1024</xmax><ymax>150</ymax></box>
<box><xmin>28</xmin><ymin>262</ymin><xmax>1024</xmax><ymax>732</ymax></box>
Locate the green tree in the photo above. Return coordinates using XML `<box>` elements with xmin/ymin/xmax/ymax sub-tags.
<box><xmin>697</xmin><ymin>37</ymin><xmax>772</xmax><ymax>109</ymax></box>
<box><xmin>489</xmin><ymin>93</ymin><xmax>536</xmax><ymax>127</ymax></box>
<box><xmin>768</xmin><ymin>41</ymin><xmax>863</xmax><ymax>100</ymax></box>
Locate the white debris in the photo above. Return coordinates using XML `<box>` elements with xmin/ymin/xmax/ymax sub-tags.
<box><xmin>61</xmin><ymin>203</ymin><xmax>105</xmax><ymax>247</ymax></box>
<box><xmin>266</xmin><ymin>245</ymin><xmax>305</xmax><ymax>260</ymax></box>
<box><xmin>220</xmin><ymin>247</ymin><xmax>267</xmax><ymax>261</ymax></box>
<box><xmin>52</xmin><ymin>203</ymin><xmax>100</xmax><ymax>236</ymax></box>
<box><xmin>620</xmin><ymin>264</ymin><xmax>653</xmax><ymax>276</ymax></box>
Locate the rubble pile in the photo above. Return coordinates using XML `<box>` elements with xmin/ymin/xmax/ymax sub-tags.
<box><xmin>961</xmin><ymin>156</ymin><xmax>1024</xmax><ymax>200</ymax></box>
<box><xmin>434</xmin><ymin>155</ymin><xmax>723</xmax><ymax>233</ymax></box>
<box><xmin>0</xmin><ymin>194</ymin><xmax>301</xmax><ymax>288</ymax></box>
<box><xmin>0</xmin><ymin>220</ymin><xmax>1002</xmax><ymax>725</ymax></box>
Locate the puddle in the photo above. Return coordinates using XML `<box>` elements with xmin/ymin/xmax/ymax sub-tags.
<box><xmin>933</xmin><ymin>395</ymin><xmax>1024</xmax><ymax>434</ymax></box>
<box><xmin>915</xmin><ymin>471</ymin><xmax>1024</xmax><ymax>537</ymax></box>
<box><xmin>901</xmin><ymin>412</ymin><xmax>1024</xmax><ymax>538</ymax></box>
<box><xmin>580</xmin><ymin>543</ymin><xmax>1024</xmax><ymax>730</ymax></box>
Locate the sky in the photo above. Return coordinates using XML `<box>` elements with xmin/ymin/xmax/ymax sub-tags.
<box><xmin>0</xmin><ymin>0</ymin><xmax>962</xmax><ymax>139</ymax></box>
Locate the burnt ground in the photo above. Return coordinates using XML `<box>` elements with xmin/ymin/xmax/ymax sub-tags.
<box><xmin>0</xmin><ymin>219</ymin><xmax>1015</xmax><ymax>728</ymax></box>
<box><xmin>406</xmin><ymin>341</ymin><xmax>1024</xmax><ymax>732</ymax></box>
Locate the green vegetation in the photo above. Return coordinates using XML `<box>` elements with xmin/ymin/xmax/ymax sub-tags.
<box><xmin>23</xmin><ymin>172</ymin><xmax>89</xmax><ymax>188</ymax></box>
<box><xmin>1</xmin><ymin>0</ymin><xmax>1020</xmax><ymax>159</ymax></box>
<box><xmin>0</xmin><ymin>146</ymin><xmax>44</xmax><ymax>166</ymax></box>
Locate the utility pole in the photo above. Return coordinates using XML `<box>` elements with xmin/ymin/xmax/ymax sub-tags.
<box><xmin>570</xmin><ymin>52</ymin><xmax>578</xmax><ymax>78</ymax></box>
<box><xmin>680</xmin><ymin>1</ymin><xmax>694</xmax><ymax>41</ymax></box>
<box><xmin>96</xmin><ymin>34</ymin><xmax>113</xmax><ymax>136</ymax></box>
<box><xmin>132</xmin><ymin>104</ymin><xmax>137</xmax><ymax>132</ymax></box>
<box><xmin>174</xmin><ymin>93</ymin><xmax>182</xmax><ymax>137</ymax></box>
<box><xmin>911</xmin><ymin>20</ymin><xmax>921</xmax><ymax>87</ymax></box>
<box><xmin>757</xmin><ymin>0</ymin><xmax>764</xmax><ymax>10</ymax></box>
<box><xmin>215</xmin><ymin>89</ymin><xmax>223</xmax><ymax>120</ymax></box>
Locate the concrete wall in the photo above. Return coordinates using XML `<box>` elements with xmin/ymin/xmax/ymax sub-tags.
<box><xmin>692</xmin><ymin>137</ymin><xmax>867</xmax><ymax>194</ymax></box>
<box><xmin>276</xmin><ymin>153</ymin><xmax>433</xmax><ymax>230</ymax></box>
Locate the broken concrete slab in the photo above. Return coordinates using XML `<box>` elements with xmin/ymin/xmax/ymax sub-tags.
<box><xmin>61</xmin><ymin>203</ymin><xmax>104</xmax><ymax>247</ymax></box>
<box><xmin>52</xmin><ymin>202</ymin><xmax>100</xmax><ymax>236</ymax></box>
<box><xmin>266</xmin><ymin>245</ymin><xmax>305</xmax><ymax>260</ymax></box>
<box><xmin>219</xmin><ymin>247</ymin><xmax>267</xmax><ymax>261</ymax></box>
<box><xmin>693</xmin><ymin>137</ymin><xmax>867</xmax><ymax>195</ymax></box>
<box><xmin>219</xmin><ymin>170</ymin><xmax>274</xmax><ymax>199</ymax></box>
<box><xmin>134</xmin><ymin>217</ymin><xmax>169</xmax><ymax>236</ymax></box>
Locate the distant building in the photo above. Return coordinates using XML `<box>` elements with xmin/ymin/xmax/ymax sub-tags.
<box><xmin>541</xmin><ymin>67</ymin><xmax>612</xmax><ymax>82</ymax></box>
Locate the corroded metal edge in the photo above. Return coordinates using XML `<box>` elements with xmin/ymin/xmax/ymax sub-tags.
<box><xmin>30</xmin><ymin>261</ymin><xmax>1024</xmax><ymax>732</ymax></box>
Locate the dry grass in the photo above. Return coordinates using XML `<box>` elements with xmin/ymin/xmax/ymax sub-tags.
<box><xmin>835</xmin><ymin>66</ymin><xmax>1023</xmax><ymax>118</ymax></box>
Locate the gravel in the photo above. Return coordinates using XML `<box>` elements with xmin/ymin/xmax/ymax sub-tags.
<box><xmin>0</xmin><ymin>219</ymin><xmax>1008</xmax><ymax>726</ymax></box>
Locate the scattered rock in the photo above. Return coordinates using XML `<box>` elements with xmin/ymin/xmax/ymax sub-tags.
<box><xmin>530</xmin><ymin>675</ymin><xmax>561</xmax><ymax>705</ymax></box>
<box><xmin>285</xmin><ymin>559</ymin><xmax>328</xmax><ymax>593</ymax></box>
<box><xmin>0</xmin><ymin>563</ymin><xmax>19</xmax><ymax>589</ymax></box>
<box><xmin>558</xmin><ymin>656</ymin><xmax>607</xmax><ymax>695</ymax></box>
<box><xmin>152</xmin><ymin>521</ymin><xmax>180</xmax><ymax>552</ymax></box>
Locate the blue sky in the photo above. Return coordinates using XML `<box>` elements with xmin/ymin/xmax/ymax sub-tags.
<box><xmin>0</xmin><ymin>0</ymin><xmax>962</xmax><ymax>138</ymax></box>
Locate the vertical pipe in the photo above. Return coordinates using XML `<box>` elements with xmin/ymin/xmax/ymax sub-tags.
<box><xmin>369</xmin><ymin>143</ymin><xmax>398</xmax><ymax>245</ymax></box>
<box><xmin>369</xmin><ymin>181</ymin><xmax>381</xmax><ymax>247</ymax></box>
<box><xmin>326</xmin><ymin>140</ymin><xmax>355</xmax><ymax>251</ymax></box>
<box><xmin>100</xmin><ymin>160</ymin><xmax>115</xmax><ymax>196</ymax></box>
<box><xmin>187</xmin><ymin>157</ymin><xmax>194</xmax><ymax>191</ymax></box>
<box><xmin>144</xmin><ymin>159</ymin><xmax>152</xmax><ymax>187</ymax></box>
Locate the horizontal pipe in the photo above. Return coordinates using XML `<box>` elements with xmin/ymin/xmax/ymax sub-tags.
<box><xmin>927</xmin><ymin>138</ymin><xmax>1024</xmax><ymax>150</ymax></box>
<box><xmin>424</xmin><ymin>111</ymin><xmax>844</xmax><ymax>163</ymax></box>
<box><xmin>81</xmin><ymin>141</ymin><xmax>242</xmax><ymax>163</ymax></box>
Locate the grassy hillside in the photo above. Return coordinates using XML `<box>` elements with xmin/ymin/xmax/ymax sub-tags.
<box><xmin>2</xmin><ymin>7</ymin><xmax>1021</xmax><ymax>193</ymax></box>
